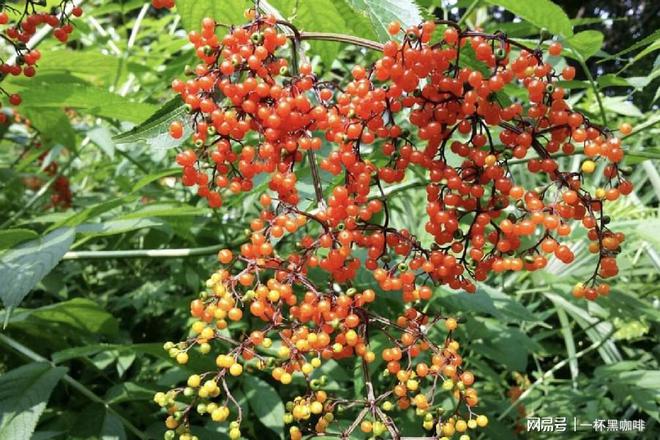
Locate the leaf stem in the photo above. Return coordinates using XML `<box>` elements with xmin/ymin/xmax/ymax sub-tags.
<box><xmin>0</xmin><ymin>333</ymin><xmax>147</xmax><ymax>440</ymax></box>
<box><xmin>299</xmin><ymin>31</ymin><xmax>384</xmax><ymax>52</ymax></box>
<box><xmin>577</xmin><ymin>55</ymin><xmax>608</xmax><ymax>126</ymax></box>
<box><xmin>458</xmin><ymin>0</ymin><xmax>481</xmax><ymax>26</ymax></box>
<box><xmin>62</xmin><ymin>242</ymin><xmax>237</xmax><ymax>260</ymax></box>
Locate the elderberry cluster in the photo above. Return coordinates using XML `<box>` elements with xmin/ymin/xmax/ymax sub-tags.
<box><xmin>157</xmin><ymin>11</ymin><xmax>633</xmax><ymax>440</ymax></box>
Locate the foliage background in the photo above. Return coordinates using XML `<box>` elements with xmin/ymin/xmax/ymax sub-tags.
<box><xmin>0</xmin><ymin>0</ymin><xmax>658</xmax><ymax>439</ymax></box>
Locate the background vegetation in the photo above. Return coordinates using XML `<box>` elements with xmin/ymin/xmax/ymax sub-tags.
<box><xmin>0</xmin><ymin>0</ymin><xmax>658</xmax><ymax>439</ymax></box>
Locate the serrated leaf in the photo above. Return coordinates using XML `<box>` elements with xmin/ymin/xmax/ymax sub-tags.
<box><xmin>269</xmin><ymin>0</ymin><xmax>377</xmax><ymax>66</ymax></box>
<box><xmin>5</xmin><ymin>79</ymin><xmax>156</xmax><ymax>123</ymax></box>
<box><xmin>19</xmin><ymin>108</ymin><xmax>75</xmax><ymax>148</ymax></box>
<box><xmin>346</xmin><ymin>0</ymin><xmax>423</xmax><ymax>42</ymax></box>
<box><xmin>0</xmin><ymin>229</ymin><xmax>39</xmax><ymax>250</ymax></box>
<box><xmin>0</xmin><ymin>228</ymin><xmax>74</xmax><ymax>315</ymax></box>
<box><xmin>36</xmin><ymin>50</ymin><xmax>125</xmax><ymax>86</ymax></box>
<box><xmin>485</xmin><ymin>0</ymin><xmax>573</xmax><ymax>37</ymax></box>
<box><xmin>242</xmin><ymin>376</ymin><xmax>284</xmax><ymax>436</ymax></box>
<box><xmin>295</xmin><ymin>0</ymin><xmax>355</xmax><ymax>66</ymax></box>
<box><xmin>566</xmin><ymin>30</ymin><xmax>604</xmax><ymax>60</ymax></box>
<box><xmin>113</xmin><ymin>97</ymin><xmax>192</xmax><ymax>150</ymax></box>
<box><xmin>176</xmin><ymin>0</ymin><xmax>245</xmax><ymax>34</ymax></box>
<box><xmin>0</xmin><ymin>362</ymin><xmax>67</xmax><ymax>440</ymax></box>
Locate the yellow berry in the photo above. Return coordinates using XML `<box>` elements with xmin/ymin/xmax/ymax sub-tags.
<box><xmin>176</xmin><ymin>352</ymin><xmax>189</xmax><ymax>364</ymax></box>
<box><xmin>187</xmin><ymin>374</ymin><xmax>201</xmax><ymax>388</ymax></box>
<box><xmin>192</xmin><ymin>321</ymin><xmax>205</xmax><ymax>334</ymax></box>
<box><xmin>200</xmin><ymin>327</ymin><xmax>214</xmax><ymax>340</ymax></box>
<box><xmin>310</xmin><ymin>401</ymin><xmax>323</xmax><ymax>414</ymax></box>
<box><xmin>476</xmin><ymin>415</ymin><xmax>488</xmax><ymax>427</ymax></box>
<box><xmin>406</xmin><ymin>379</ymin><xmax>419</xmax><ymax>391</ymax></box>
<box><xmin>267</xmin><ymin>289</ymin><xmax>280</xmax><ymax>302</ymax></box>
<box><xmin>581</xmin><ymin>160</ymin><xmax>596</xmax><ymax>174</ymax></box>
<box><xmin>229</xmin><ymin>363</ymin><xmax>243</xmax><ymax>376</ymax></box>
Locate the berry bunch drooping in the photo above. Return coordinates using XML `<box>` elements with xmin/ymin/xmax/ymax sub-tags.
<box><xmin>158</xmin><ymin>10</ymin><xmax>633</xmax><ymax>440</ymax></box>
<box><xmin>0</xmin><ymin>1</ymin><xmax>83</xmax><ymax>106</ymax></box>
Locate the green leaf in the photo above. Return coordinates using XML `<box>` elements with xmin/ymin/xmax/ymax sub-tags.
<box><xmin>117</xmin><ymin>203</ymin><xmax>210</xmax><ymax>220</ymax></box>
<box><xmin>0</xmin><ymin>228</ymin><xmax>74</xmax><ymax>315</ymax></box>
<box><xmin>636</xmin><ymin>220</ymin><xmax>660</xmax><ymax>250</ymax></box>
<box><xmin>176</xmin><ymin>0</ymin><xmax>245</xmax><ymax>34</ymax></box>
<box><xmin>345</xmin><ymin>0</ymin><xmax>423</xmax><ymax>42</ymax></box>
<box><xmin>131</xmin><ymin>168</ymin><xmax>181</xmax><ymax>192</ymax></box>
<box><xmin>435</xmin><ymin>284</ymin><xmax>537</xmax><ymax>321</ymax></box>
<box><xmin>269</xmin><ymin>0</ymin><xmax>377</xmax><ymax>66</ymax></box>
<box><xmin>596</xmin><ymin>74</ymin><xmax>630</xmax><ymax>88</ymax></box>
<box><xmin>471</xmin><ymin>323</ymin><xmax>538</xmax><ymax>370</ymax></box>
<box><xmin>484</xmin><ymin>0</ymin><xmax>573</xmax><ymax>37</ymax></box>
<box><xmin>76</xmin><ymin>218</ymin><xmax>166</xmax><ymax>237</ymax></box>
<box><xmin>600</xmin><ymin>96</ymin><xmax>643</xmax><ymax>117</ymax></box>
<box><xmin>242</xmin><ymin>376</ymin><xmax>285</xmax><ymax>436</ymax></box>
<box><xmin>5</xmin><ymin>77</ymin><xmax>156</xmax><ymax>124</ymax></box>
<box><xmin>19</xmin><ymin>108</ymin><xmax>76</xmax><ymax>148</ymax></box>
<box><xmin>36</xmin><ymin>50</ymin><xmax>124</xmax><ymax>86</ymax></box>
<box><xmin>50</xmin><ymin>197</ymin><xmax>132</xmax><ymax>230</ymax></box>
<box><xmin>595</xmin><ymin>364</ymin><xmax>660</xmax><ymax>420</ymax></box>
<box><xmin>112</xmin><ymin>97</ymin><xmax>192</xmax><ymax>150</ymax></box>
<box><xmin>566</xmin><ymin>30</ymin><xmax>604</xmax><ymax>60</ymax></box>
<box><xmin>0</xmin><ymin>362</ymin><xmax>67</xmax><ymax>440</ymax></box>
<box><xmin>627</xmin><ymin>39</ymin><xmax>660</xmax><ymax>66</ymax></box>
<box><xmin>52</xmin><ymin>344</ymin><xmax>118</xmax><ymax>364</ymax></box>
<box><xmin>68</xmin><ymin>404</ymin><xmax>127</xmax><ymax>440</ymax></box>
<box><xmin>0</xmin><ymin>229</ymin><xmax>39</xmax><ymax>251</ymax></box>
<box><xmin>105</xmin><ymin>382</ymin><xmax>158</xmax><ymax>404</ymax></box>
<box><xmin>599</xmin><ymin>29</ymin><xmax>660</xmax><ymax>62</ymax></box>
<box><xmin>6</xmin><ymin>298</ymin><xmax>119</xmax><ymax>337</ymax></box>
<box><xmin>87</xmin><ymin>127</ymin><xmax>116</xmax><ymax>159</ymax></box>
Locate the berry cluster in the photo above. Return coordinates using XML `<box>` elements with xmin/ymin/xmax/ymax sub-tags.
<box><xmin>158</xmin><ymin>11</ymin><xmax>632</xmax><ymax>440</ymax></box>
<box><xmin>0</xmin><ymin>1</ymin><xmax>83</xmax><ymax>106</ymax></box>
